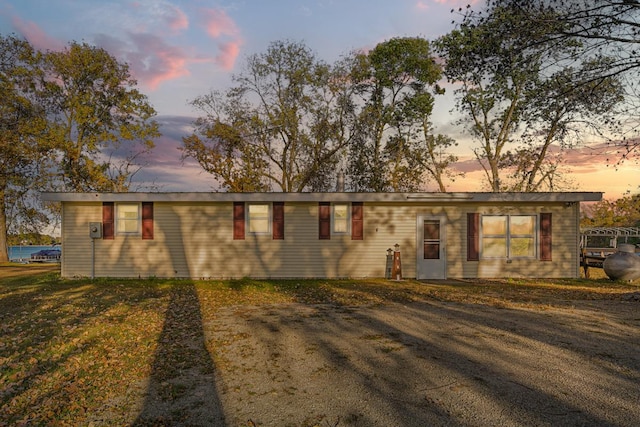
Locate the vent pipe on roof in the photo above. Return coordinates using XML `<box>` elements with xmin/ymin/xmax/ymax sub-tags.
<box><xmin>336</xmin><ymin>171</ymin><xmax>345</xmax><ymax>192</ymax></box>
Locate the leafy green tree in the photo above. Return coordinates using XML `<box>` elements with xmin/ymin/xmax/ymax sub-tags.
<box><xmin>581</xmin><ymin>194</ymin><xmax>640</xmax><ymax>228</ymax></box>
<box><xmin>183</xmin><ymin>40</ymin><xmax>356</xmax><ymax>192</ymax></box>
<box><xmin>457</xmin><ymin>0</ymin><xmax>640</xmax><ymax>165</ymax></box>
<box><xmin>503</xmin><ymin>59</ymin><xmax>623</xmax><ymax>191</ymax></box>
<box><xmin>182</xmin><ymin>92</ymin><xmax>271</xmax><ymax>192</ymax></box>
<box><xmin>0</xmin><ymin>35</ymin><xmax>52</xmax><ymax>262</ymax></box>
<box><xmin>346</xmin><ymin>37</ymin><xmax>444</xmax><ymax>192</ymax></box>
<box><xmin>436</xmin><ymin>3</ymin><xmax>625</xmax><ymax>192</ymax></box>
<box><xmin>420</xmin><ymin>122</ymin><xmax>462</xmax><ymax>192</ymax></box>
<box><xmin>43</xmin><ymin>42</ymin><xmax>159</xmax><ymax>192</ymax></box>
<box><xmin>7</xmin><ymin>232</ymin><xmax>59</xmax><ymax>246</ymax></box>
<box><xmin>436</xmin><ymin>12</ymin><xmax>535</xmax><ymax>191</ymax></box>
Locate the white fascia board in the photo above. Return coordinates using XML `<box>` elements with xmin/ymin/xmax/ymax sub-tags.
<box><xmin>41</xmin><ymin>191</ymin><xmax>603</xmax><ymax>203</ymax></box>
<box><xmin>461</xmin><ymin>192</ymin><xmax>603</xmax><ymax>203</ymax></box>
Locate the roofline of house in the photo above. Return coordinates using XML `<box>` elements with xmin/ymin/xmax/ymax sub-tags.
<box><xmin>41</xmin><ymin>191</ymin><xmax>603</xmax><ymax>203</ymax></box>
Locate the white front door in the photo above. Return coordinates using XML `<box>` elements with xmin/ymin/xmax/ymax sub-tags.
<box><xmin>416</xmin><ymin>215</ymin><xmax>446</xmax><ymax>280</ymax></box>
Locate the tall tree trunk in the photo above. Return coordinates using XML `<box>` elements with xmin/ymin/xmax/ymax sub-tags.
<box><xmin>0</xmin><ymin>186</ymin><xmax>9</xmax><ymax>263</ymax></box>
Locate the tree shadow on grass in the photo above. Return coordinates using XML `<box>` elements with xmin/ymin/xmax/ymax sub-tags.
<box><xmin>133</xmin><ymin>282</ymin><xmax>226</xmax><ymax>426</ymax></box>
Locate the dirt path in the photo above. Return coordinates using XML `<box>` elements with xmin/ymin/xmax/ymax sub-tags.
<box><xmin>204</xmin><ymin>299</ymin><xmax>639</xmax><ymax>427</ymax></box>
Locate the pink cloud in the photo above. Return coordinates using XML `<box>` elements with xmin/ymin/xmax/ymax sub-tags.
<box><xmin>166</xmin><ymin>5</ymin><xmax>189</xmax><ymax>33</ymax></box>
<box><xmin>447</xmin><ymin>142</ymin><xmax>622</xmax><ymax>176</ymax></box>
<box><xmin>94</xmin><ymin>32</ymin><xmax>196</xmax><ymax>90</ymax></box>
<box><xmin>200</xmin><ymin>8</ymin><xmax>244</xmax><ymax>71</ymax></box>
<box><xmin>201</xmin><ymin>8</ymin><xmax>239</xmax><ymax>38</ymax></box>
<box><xmin>9</xmin><ymin>13</ymin><xmax>189</xmax><ymax>90</ymax></box>
<box><xmin>8</xmin><ymin>5</ymin><xmax>239</xmax><ymax>90</ymax></box>
<box><xmin>125</xmin><ymin>33</ymin><xmax>192</xmax><ymax>90</ymax></box>
<box><xmin>215</xmin><ymin>40</ymin><xmax>242</xmax><ymax>71</ymax></box>
<box><xmin>563</xmin><ymin>142</ymin><xmax>623</xmax><ymax>169</ymax></box>
<box><xmin>11</xmin><ymin>16</ymin><xmax>65</xmax><ymax>51</ymax></box>
<box><xmin>136</xmin><ymin>116</ymin><xmax>219</xmax><ymax>191</ymax></box>
<box><xmin>452</xmin><ymin>157</ymin><xmax>483</xmax><ymax>174</ymax></box>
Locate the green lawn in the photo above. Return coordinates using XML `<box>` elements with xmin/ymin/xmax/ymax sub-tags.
<box><xmin>1</xmin><ymin>263</ymin><xmax>637</xmax><ymax>426</ymax></box>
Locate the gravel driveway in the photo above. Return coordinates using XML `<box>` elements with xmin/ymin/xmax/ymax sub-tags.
<box><xmin>203</xmin><ymin>299</ymin><xmax>639</xmax><ymax>427</ymax></box>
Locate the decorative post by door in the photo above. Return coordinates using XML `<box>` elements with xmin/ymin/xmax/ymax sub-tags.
<box><xmin>385</xmin><ymin>248</ymin><xmax>393</xmax><ymax>279</ymax></box>
<box><xmin>392</xmin><ymin>243</ymin><xmax>402</xmax><ymax>280</ymax></box>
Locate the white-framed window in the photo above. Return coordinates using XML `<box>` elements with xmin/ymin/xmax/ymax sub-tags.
<box><xmin>248</xmin><ymin>203</ymin><xmax>271</xmax><ymax>234</ymax></box>
<box><xmin>332</xmin><ymin>203</ymin><xmax>350</xmax><ymax>234</ymax></box>
<box><xmin>481</xmin><ymin>215</ymin><xmax>536</xmax><ymax>259</ymax></box>
<box><xmin>117</xmin><ymin>203</ymin><xmax>140</xmax><ymax>235</ymax></box>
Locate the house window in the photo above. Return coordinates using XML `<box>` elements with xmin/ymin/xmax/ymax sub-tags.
<box><xmin>248</xmin><ymin>203</ymin><xmax>271</xmax><ymax>234</ymax></box>
<box><xmin>102</xmin><ymin>202</ymin><xmax>153</xmax><ymax>239</ymax></box>
<box><xmin>332</xmin><ymin>203</ymin><xmax>349</xmax><ymax>234</ymax></box>
<box><xmin>319</xmin><ymin>202</ymin><xmax>363</xmax><ymax>240</ymax></box>
<box><xmin>234</xmin><ymin>202</ymin><xmax>284</xmax><ymax>240</ymax></box>
<box><xmin>117</xmin><ymin>203</ymin><xmax>140</xmax><ymax>235</ymax></box>
<box><xmin>481</xmin><ymin>215</ymin><xmax>536</xmax><ymax>258</ymax></box>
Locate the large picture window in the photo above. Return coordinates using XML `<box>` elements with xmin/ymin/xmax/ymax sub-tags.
<box><xmin>117</xmin><ymin>203</ymin><xmax>140</xmax><ymax>235</ymax></box>
<box><xmin>481</xmin><ymin>215</ymin><xmax>536</xmax><ymax>258</ymax></box>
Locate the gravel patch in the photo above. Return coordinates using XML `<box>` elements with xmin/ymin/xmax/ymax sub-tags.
<box><xmin>203</xmin><ymin>300</ymin><xmax>640</xmax><ymax>427</ymax></box>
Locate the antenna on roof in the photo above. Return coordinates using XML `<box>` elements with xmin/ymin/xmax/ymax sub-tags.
<box><xmin>336</xmin><ymin>171</ymin><xmax>345</xmax><ymax>192</ymax></box>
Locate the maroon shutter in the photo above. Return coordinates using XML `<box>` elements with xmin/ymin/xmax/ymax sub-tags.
<box><xmin>142</xmin><ymin>202</ymin><xmax>154</xmax><ymax>240</ymax></box>
<box><xmin>319</xmin><ymin>202</ymin><xmax>330</xmax><ymax>240</ymax></box>
<box><xmin>467</xmin><ymin>212</ymin><xmax>479</xmax><ymax>261</ymax></box>
<box><xmin>102</xmin><ymin>202</ymin><xmax>114</xmax><ymax>240</ymax></box>
<box><xmin>351</xmin><ymin>202</ymin><xmax>363</xmax><ymax>240</ymax></box>
<box><xmin>540</xmin><ymin>213</ymin><xmax>552</xmax><ymax>261</ymax></box>
<box><xmin>273</xmin><ymin>202</ymin><xmax>284</xmax><ymax>240</ymax></box>
<box><xmin>233</xmin><ymin>202</ymin><xmax>245</xmax><ymax>240</ymax></box>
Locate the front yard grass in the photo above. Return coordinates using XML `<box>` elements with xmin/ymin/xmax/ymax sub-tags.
<box><xmin>0</xmin><ymin>263</ymin><xmax>637</xmax><ymax>426</ymax></box>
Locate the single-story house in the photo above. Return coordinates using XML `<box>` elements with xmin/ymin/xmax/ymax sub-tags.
<box><xmin>41</xmin><ymin>191</ymin><xmax>601</xmax><ymax>279</ymax></box>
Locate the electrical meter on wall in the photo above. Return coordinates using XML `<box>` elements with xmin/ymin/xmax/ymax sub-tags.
<box><xmin>89</xmin><ymin>222</ymin><xmax>102</xmax><ymax>239</ymax></box>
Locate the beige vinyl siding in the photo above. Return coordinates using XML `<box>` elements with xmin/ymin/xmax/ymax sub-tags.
<box><xmin>61</xmin><ymin>203</ymin><xmax>100</xmax><ymax>277</ymax></box>
<box><xmin>224</xmin><ymin>202</ymin><xmax>405</xmax><ymax>278</ymax></box>
<box><xmin>60</xmin><ymin>200</ymin><xmax>580</xmax><ymax>279</ymax></box>
<box><xmin>62</xmin><ymin>202</ymin><xmax>187</xmax><ymax>278</ymax></box>
<box><xmin>61</xmin><ymin>201</ymin><xmax>413</xmax><ymax>278</ymax></box>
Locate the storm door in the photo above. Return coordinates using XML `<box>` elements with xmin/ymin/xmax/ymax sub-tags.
<box><xmin>416</xmin><ymin>215</ymin><xmax>446</xmax><ymax>279</ymax></box>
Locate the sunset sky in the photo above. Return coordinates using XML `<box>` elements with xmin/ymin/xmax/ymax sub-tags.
<box><xmin>1</xmin><ymin>0</ymin><xmax>637</xmax><ymax>199</ymax></box>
